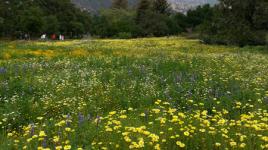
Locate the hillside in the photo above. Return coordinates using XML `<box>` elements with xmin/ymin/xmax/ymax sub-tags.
<box><xmin>71</xmin><ymin>0</ymin><xmax>218</xmax><ymax>12</ymax></box>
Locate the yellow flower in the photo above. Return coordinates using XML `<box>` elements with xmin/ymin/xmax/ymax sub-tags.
<box><xmin>109</xmin><ymin>111</ymin><xmax>117</xmax><ymax>115</ymax></box>
<box><xmin>138</xmin><ymin>138</ymin><xmax>144</xmax><ymax>148</ymax></box>
<box><xmin>215</xmin><ymin>143</ymin><xmax>221</xmax><ymax>147</ymax></box>
<box><xmin>119</xmin><ymin>115</ymin><xmax>127</xmax><ymax>119</ymax></box>
<box><xmin>64</xmin><ymin>145</ymin><xmax>71</xmax><ymax>150</ymax></box>
<box><xmin>37</xmin><ymin>117</ymin><xmax>43</xmax><ymax>120</ymax></box>
<box><xmin>155</xmin><ymin>100</ymin><xmax>161</xmax><ymax>105</ymax></box>
<box><xmin>184</xmin><ymin>131</ymin><xmax>190</xmax><ymax>136</ymax></box>
<box><xmin>140</xmin><ymin>113</ymin><xmax>146</xmax><ymax>117</ymax></box>
<box><xmin>154</xmin><ymin>144</ymin><xmax>161</xmax><ymax>150</ymax></box>
<box><xmin>65</xmin><ymin>127</ymin><xmax>72</xmax><ymax>132</ymax></box>
<box><xmin>38</xmin><ymin>147</ymin><xmax>43</xmax><ymax>150</ymax></box>
<box><xmin>53</xmin><ymin>136</ymin><xmax>60</xmax><ymax>143</ymax></box>
<box><xmin>230</xmin><ymin>141</ymin><xmax>237</xmax><ymax>147</ymax></box>
<box><xmin>148</xmin><ymin>134</ymin><xmax>159</xmax><ymax>142</ymax></box>
<box><xmin>7</xmin><ymin>133</ymin><xmax>13</xmax><ymax>137</ymax></box>
<box><xmin>167</xmin><ymin>108</ymin><xmax>177</xmax><ymax>115</ymax></box>
<box><xmin>199</xmin><ymin>129</ymin><xmax>206</xmax><ymax>132</ymax></box>
<box><xmin>240</xmin><ymin>143</ymin><xmax>246</xmax><ymax>148</ymax></box>
<box><xmin>77</xmin><ymin>148</ymin><xmax>83</xmax><ymax>150</ymax></box>
<box><xmin>14</xmin><ymin>139</ymin><xmax>19</xmax><ymax>143</ymax></box>
<box><xmin>105</xmin><ymin>127</ymin><xmax>113</xmax><ymax>132</ymax></box>
<box><xmin>124</xmin><ymin>136</ymin><xmax>131</xmax><ymax>142</ymax></box>
<box><xmin>152</xmin><ymin>109</ymin><xmax>161</xmax><ymax>114</ymax></box>
<box><xmin>201</xmin><ymin>110</ymin><xmax>208</xmax><ymax>116</ymax></box>
<box><xmin>128</xmin><ymin>108</ymin><xmax>133</xmax><ymax>111</ymax></box>
<box><xmin>39</xmin><ymin>131</ymin><xmax>46</xmax><ymax>137</ymax></box>
<box><xmin>27</xmin><ymin>138</ymin><xmax>32</xmax><ymax>142</ymax></box>
<box><xmin>56</xmin><ymin>146</ymin><xmax>62</xmax><ymax>150</ymax></box>
<box><xmin>160</xmin><ymin>118</ymin><xmax>166</xmax><ymax>124</ymax></box>
<box><xmin>176</xmin><ymin>141</ymin><xmax>185</xmax><ymax>148</ymax></box>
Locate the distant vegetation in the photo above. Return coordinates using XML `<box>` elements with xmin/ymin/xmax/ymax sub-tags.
<box><xmin>0</xmin><ymin>0</ymin><xmax>267</xmax><ymax>46</ymax></box>
<box><xmin>0</xmin><ymin>0</ymin><xmax>91</xmax><ymax>38</ymax></box>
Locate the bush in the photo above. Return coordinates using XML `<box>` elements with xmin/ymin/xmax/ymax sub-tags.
<box><xmin>115</xmin><ymin>32</ymin><xmax>133</xmax><ymax>39</ymax></box>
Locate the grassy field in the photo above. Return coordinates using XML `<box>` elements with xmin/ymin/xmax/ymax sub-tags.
<box><xmin>0</xmin><ymin>37</ymin><xmax>267</xmax><ymax>150</ymax></box>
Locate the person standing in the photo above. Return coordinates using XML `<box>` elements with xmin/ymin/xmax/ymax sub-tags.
<box><xmin>51</xmin><ymin>34</ymin><xmax>56</xmax><ymax>40</ymax></box>
<box><xmin>41</xmin><ymin>34</ymin><xmax>46</xmax><ymax>40</ymax></box>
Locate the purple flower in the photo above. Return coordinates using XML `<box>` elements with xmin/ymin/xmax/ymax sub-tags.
<box><xmin>0</xmin><ymin>67</ymin><xmax>6</xmax><ymax>74</ymax></box>
<box><xmin>42</xmin><ymin>137</ymin><xmax>47</xmax><ymax>147</ymax></box>
<box><xmin>87</xmin><ymin>114</ymin><xmax>91</xmax><ymax>121</ymax></box>
<box><xmin>30</xmin><ymin>123</ymin><xmax>35</xmax><ymax>136</ymax></box>
<box><xmin>78</xmin><ymin>113</ymin><xmax>84</xmax><ymax>125</ymax></box>
<box><xmin>66</xmin><ymin>114</ymin><xmax>71</xmax><ymax>127</ymax></box>
<box><xmin>96</xmin><ymin>116</ymin><xmax>101</xmax><ymax>127</ymax></box>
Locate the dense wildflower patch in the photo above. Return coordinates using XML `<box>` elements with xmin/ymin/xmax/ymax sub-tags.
<box><xmin>0</xmin><ymin>37</ymin><xmax>268</xmax><ymax>149</ymax></box>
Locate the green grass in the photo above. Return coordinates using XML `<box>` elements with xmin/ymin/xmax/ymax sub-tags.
<box><xmin>0</xmin><ymin>37</ymin><xmax>267</xmax><ymax>150</ymax></box>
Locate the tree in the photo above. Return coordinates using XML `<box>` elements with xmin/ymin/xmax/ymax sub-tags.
<box><xmin>187</xmin><ymin>4</ymin><xmax>213</xmax><ymax>28</ymax></box>
<box><xmin>200</xmin><ymin>0</ymin><xmax>268</xmax><ymax>46</ymax></box>
<box><xmin>69</xmin><ymin>21</ymin><xmax>85</xmax><ymax>38</ymax></box>
<box><xmin>19</xmin><ymin>7</ymin><xmax>45</xmax><ymax>36</ymax></box>
<box><xmin>91</xmin><ymin>9</ymin><xmax>137</xmax><ymax>38</ymax></box>
<box><xmin>0</xmin><ymin>0</ymin><xmax>92</xmax><ymax>39</ymax></box>
<box><xmin>136</xmin><ymin>0</ymin><xmax>151</xmax><ymax>24</ymax></box>
<box><xmin>43</xmin><ymin>15</ymin><xmax>59</xmax><ymax>34</ymax></box>
<box><xmin>153</xmin><ymin>0</ymin><xmax>170</xmax><ymax>14</ymax></box>
<box><xmin>167</xmin><ymin>13</ymin><xmax>188</xmax><ymax>34</ymax></box>
<box><xmin>112</xmin><ymin>0</ymin><xmax>128</xmax><ymax>9</ymax></box>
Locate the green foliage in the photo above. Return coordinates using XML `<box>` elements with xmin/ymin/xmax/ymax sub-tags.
<box><xmin>91</xmin><ymin>9</ymin><xmax>137</xmax><ymax>38</ymax></box>
<box><xmin>0</xmin><ymin>0</ymin><xmax>91</xmax><ymax>38</ymax></box>
<box><xmin>135</xmin><ymin>0</ymin><xmax>171</xmax><ymax>37</ymax></box>
<box><xmin>116</xmin><ymin>32</ymin><xmax>133</xmax><ymax>39</ymax></box>
<box><xmin>43</xmin><ymin>15</ymin><xmax>59</xmax><ymax>35</ymax></box>
<box><xmin>200</xmin><ymin>0</ymin><xmax>268</xmax><ymax>46</ymax></box>
<box><xmin>112</xmin><ymin>0</ymin><xmax>128</xmax><ymax>9</ymax></box>
<box><xmin>152</xmin><ymin>0</ymin><xmax>170</xmax><ymax>14</ymax></box>
<box><xmin>19</xmin><ymin>7</ymin><xmax>45</xmax><ymax>35</ymax></box>
<box><xmin>187</xmin><ymin>4</ymin><xmax>214</xmax><ymax>28</ymax></box>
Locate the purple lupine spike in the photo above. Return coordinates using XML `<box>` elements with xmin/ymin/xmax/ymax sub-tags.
<box><xmin>96</xmin><ymin>116</ymin><xmax>101</xmax><ymax>127</ymax></box>
<box><xmin>128</xmin><ymin>68</ymin><xmax>132</xmax><ymax>76</ymax></box>
<box><xmin>42</xmin><ymin>137</ymin><xmax>47</xmax><ymax>147</ymax></box>
<box><xmin>58</xmin><ymin>131</ymin><xmax>62</xmax><ymax>138</ymax></box>
<box><xmin>29</xmin><ymin>86</ymin><xmax>33</xmax><ymax>93</ymax></box>
<box><xmin>145</xmin><ymin>110</ymin><xmax>149</xmax><ymax>122</ymax></box>
<box><xmin>66</xmin><ymin>114</ymin><xmax>71</xmax><ymax>127</ymax></box>
<box><xmin>87</xmin><ymin>114</ymin><xmax>91</xmax><ymax>121</ymax></box>
<box><xmin>78</xmin><ymin>113</ymin><xmax>84</xmax><ymax>125</ymax></box>
<box><xmin>30</xmin><ymin>123</ymin><xmax>35</xmax><ymax>136</ymax></box>
<box><xmin>14</xmin><ymin>64</ymin><xmax>19</xmax><ymax>76</ymax></box>
<box><xmin>0</xmin><ymin>67</ymin><xmax>7</xmax><ymax>74</ymax></box>
<box><xmin>264</xmin><ymin>97</ymin><xmax>268</xmax><ymax>104</ymax></box>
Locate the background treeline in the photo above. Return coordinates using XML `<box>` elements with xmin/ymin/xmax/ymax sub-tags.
<box><xmin>0</xmin><ymin>0</ymin><xmax>267</xmax><ymax>46</ymax></box>
<box><xmin>0</xmin><ymin>0</ymin><xmax>91</xmax><ymax>38</ymax></box>
<box><xmin>91</xmin><ymin>0</ymin><xmax>214</xmax><ymax>39</ymax></box>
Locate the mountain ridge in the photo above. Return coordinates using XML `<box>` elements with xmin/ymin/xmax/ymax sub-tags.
<box><xmin>71</xmin><ymin>0</ymin><xmax>218</xmax><ymax>13</ymax></box>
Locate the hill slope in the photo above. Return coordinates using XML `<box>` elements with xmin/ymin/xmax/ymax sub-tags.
<box><xmin>71</xmin><ymin>0</ymin><xmax>217</xmax><ymax>12</ymax></box>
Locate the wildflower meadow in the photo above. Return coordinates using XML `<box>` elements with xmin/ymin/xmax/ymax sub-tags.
<box><xmin>0</xmin><ymin>37</ymin><xmax>267</xmax><ymax>150</ymax></box>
